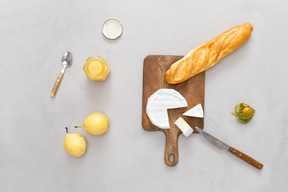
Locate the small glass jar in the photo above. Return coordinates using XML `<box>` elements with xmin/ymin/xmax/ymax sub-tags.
<box><xmin>83</xmin><ymin>57</ymin><xmax>111</xmax><ymax>81</ymax></box>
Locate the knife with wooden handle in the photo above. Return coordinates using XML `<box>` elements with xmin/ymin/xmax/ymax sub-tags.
<box><xmin>195</xmin><ymin>127</ymin><xmax>263</xmax><ymax>170</ymax></box>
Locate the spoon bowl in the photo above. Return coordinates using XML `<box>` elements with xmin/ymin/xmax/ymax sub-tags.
<box><xmin>61</xmin><ymin>51</ymin><xmax>72</xmax><ymax>68</ymax></box>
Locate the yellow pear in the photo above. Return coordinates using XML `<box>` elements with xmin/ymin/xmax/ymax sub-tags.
<box><xmin>64</xmin><ymin>127</ymin><xmax>86</xmax><ymax>157</ymax></box>
<box><xmin>76</xmin><ymin>113</ymin><xmax>109</xmax><ymax>135</ymax></box>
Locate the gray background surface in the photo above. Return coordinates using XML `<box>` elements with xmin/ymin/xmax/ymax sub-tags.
<box><xmin>1</xmin><ymin>0</ymin><xmax>288</xmax><ymax>191</ymax></box>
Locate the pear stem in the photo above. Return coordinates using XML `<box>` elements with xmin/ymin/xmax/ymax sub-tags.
<box><xmin>75</xmin><ymin>125</ymin><xmax>83</xmax><ymax>128</ymax></box>
<box><xmin>65</xmin><ymin>127</ymin><xmax>68</xmax><ymax>134</ymax></box>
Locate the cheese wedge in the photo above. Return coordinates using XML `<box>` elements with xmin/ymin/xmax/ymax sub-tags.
<box><xmin>174</xmin><ymin>117</ymin><xmax>194</xmax><ymax>137</ymax></box>
<box><xmin>146</xmin><ymin>89</ymin><xmax>188</xmax><ymax>129</ymax></box>
<box><xmin>183</xmin><ymin>104</ymin><xmax>203</xmax><ymax>118</ymax></box>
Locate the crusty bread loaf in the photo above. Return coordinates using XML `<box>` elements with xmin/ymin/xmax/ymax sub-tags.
<box><xmin>165</xmin><ymin>23</ymin><xmax>253</xmax><ymax>84</ymax></box>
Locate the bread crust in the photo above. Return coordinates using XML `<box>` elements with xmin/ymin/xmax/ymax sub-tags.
<box><xmin>165</xmin><ymin>23</ymin><xmax>253</xmax><ymax>84</ymax></box>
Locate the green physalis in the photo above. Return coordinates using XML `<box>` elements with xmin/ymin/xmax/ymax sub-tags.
<box><xmin>232</xmin><ymin>103</ymin><xmax>255</xmax><ymax>124</ymax></box>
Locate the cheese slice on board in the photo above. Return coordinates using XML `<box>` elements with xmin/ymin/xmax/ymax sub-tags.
<box><xmin>183</xmin><ymin>104</ymin><xmax>203</xmax><ymax>118</ymax></box>
<box><xmin>174</xmin><ymin>117</ymin><xmax>194</xmax><ymax>137</ymax></box>
<box><xmin>146</xmin><ymin>89</ymin><xmax>188</xmax><ymax>129</ymax></box>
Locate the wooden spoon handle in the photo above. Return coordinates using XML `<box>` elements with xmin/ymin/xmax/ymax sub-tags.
<box><xmin>164</xmin><ymin>130</ymin><xmax>179</xmax><ymax>167</ymax></box>
<box><xmin>50</xmin><ymin>72</ymin><xmax>64</xmax><ymax>98</ymax></box>
<box><xmin>229</xmin><ymin>147</ymin><xmax>263</xmax><ymax>170</ymax></box>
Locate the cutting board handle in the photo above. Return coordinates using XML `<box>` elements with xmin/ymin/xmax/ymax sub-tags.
<box><xmin>164</xmin><ymin>130</ymin><xmax>179</xmax><ymax>166</ymax></box>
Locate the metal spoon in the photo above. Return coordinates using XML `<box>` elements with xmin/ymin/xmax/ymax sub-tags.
<box><xmin>50</xmin><ymin>51</ymin><xmax>72</xmax><ymax>98</ymax></box>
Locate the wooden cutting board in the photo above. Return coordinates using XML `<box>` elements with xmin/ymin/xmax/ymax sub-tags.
<box><xmin>142</xmin><ymin>55</ymin><xmax>205</xmax><ymax>166</ymax></box>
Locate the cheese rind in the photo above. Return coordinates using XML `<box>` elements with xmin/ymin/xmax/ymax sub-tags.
<box><xmin>146</xmin><ymin>89</ymin><xmax>188</xmax><ymax>129</ymax></box>
<box><xmin>183</xmin><ymin>104</ymin><xmax>204</xmax><ymax>118</ymax></box>
<box><xmin>174</xmin><ymin>117</ymin><xmax>194</xmax><ymax>137</ymax></box>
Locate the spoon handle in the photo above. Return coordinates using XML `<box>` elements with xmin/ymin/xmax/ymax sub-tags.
<box><xmin>50</xmin><ymin>71</ymin><xmax>64</xmax><ymax>98</ymax></box>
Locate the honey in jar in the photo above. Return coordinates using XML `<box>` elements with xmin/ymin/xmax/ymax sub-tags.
<box><xmin>83</xmin><ymin>57</ymin><xmax>110</xmax><ymax>81</ymax></box>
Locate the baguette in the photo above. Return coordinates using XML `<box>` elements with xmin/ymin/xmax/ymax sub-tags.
<box><xmin>165</xmin><ymin>23</ymin><xmax>253</xmax><ymax>84</ymax></box>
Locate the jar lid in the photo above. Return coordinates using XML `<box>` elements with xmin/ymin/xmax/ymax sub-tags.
<box><xmin>102</xmin><ymin>18</ymin><xmax>123</xmax><ymax>40</ymax></box>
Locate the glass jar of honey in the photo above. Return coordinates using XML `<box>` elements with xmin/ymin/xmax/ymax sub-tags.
<box><xmin>83</xmin><ymin>57</ymin><xmax>110</xmax><ymax>81</ymax></box>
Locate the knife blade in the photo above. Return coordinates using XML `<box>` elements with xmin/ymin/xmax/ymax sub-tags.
<box><xmin>195</xmin><ymin>126</ymin><xmax>263</xmax><ymax>170</ymax></box>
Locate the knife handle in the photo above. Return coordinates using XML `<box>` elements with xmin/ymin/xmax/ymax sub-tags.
<box><xmin>50</xmin><ymin>72</ymin><xmax>64</xmax><ymax>98</ymax></box>
<box><xmin>229</xmin><ymin>147</ymin><xmax>263</xmax><ymax>170</ymax></box>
